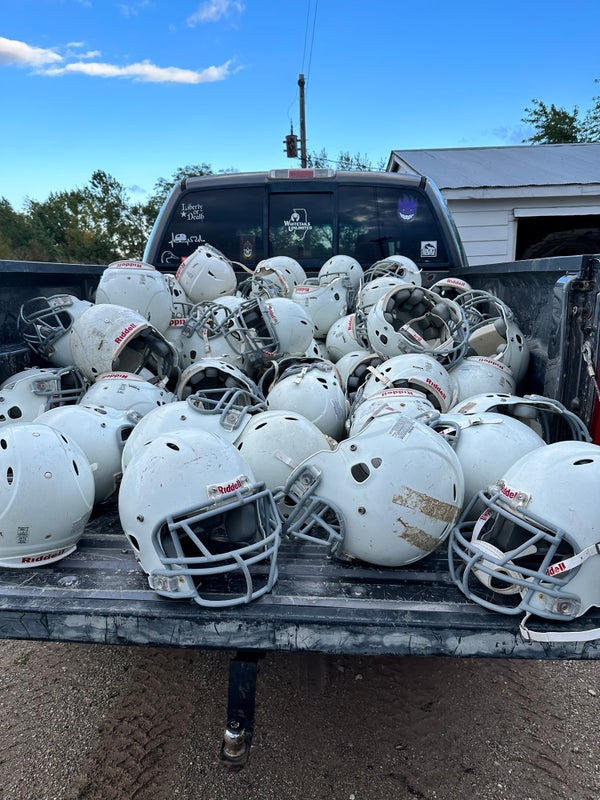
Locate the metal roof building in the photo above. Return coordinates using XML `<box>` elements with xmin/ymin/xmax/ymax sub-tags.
<box><xmin>387</xmin><ymin>143</ymin><xmax>600</xmax><ymax>265</ymax></box>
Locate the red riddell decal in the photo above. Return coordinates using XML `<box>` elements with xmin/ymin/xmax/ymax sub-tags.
<box><xmin>114</xmin><ymin>323</ymin><xmax>137</xmax><ymax>344</ymax></box>
<box><xmin>22</xmin><ymin>549</ymin><xmax>66</xmax><ymax>563</ymax></box>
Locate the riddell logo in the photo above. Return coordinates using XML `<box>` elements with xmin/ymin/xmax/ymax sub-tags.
<box><xmin>113</xmin><ymin>261</ymin><xmax>144</xmax><ymax>269</ymax></box>
<box><xmin>216</xmin><ymin>478</ymin><xmax>243</xmax><ymax>494</ymax></box>
<box><xmin>207</xmin><ymin>475</ymin><xmax>249</xmax><ymax>499</ymax></box>
<box><xmin>445</xmin><ymin>278</ymin><xmax>467</xmax><ymax>286</ymax></box>
<box><xmin>475</xmin><ymin>357</ymin><xmax>509</xmax><ymax>371</ymax></box>
<box><xmin>499</xmin><ymin>482</ymin><xmax>521</xmax><ymax>500</ymax></box>
<box><xmin>114</xmin><ymin>323</ymin><xmax>137</xmax><ymax>344</ymax></box>
<box><xmin>381</xmin><ymin>389</ymin><xmax>417</xmax><ymax>397</ymax></box>
<box><xmin>22</xmin><ymin>549</ymin><xmax>66</xmax><ymax>563</ymax></box>
<box><xmin>546</xmin><ymin>561</ymin><xmax>567</xmax><ymax>577</ymax></box>
<box><xmin>425</xmin><ymin>377</ymin><xmax>446</xmax><ymax>400</ymax></box>
<box><xmin>169</xmin><ymin>318</ymin><xmax>187</xmax><ymax>327</ymax></box>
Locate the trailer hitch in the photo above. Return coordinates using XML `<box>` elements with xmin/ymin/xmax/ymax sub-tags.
<box><xmin>220</xmin><ymin>650</ymin><xmax>265</xmax><ymax>770</ymax></box>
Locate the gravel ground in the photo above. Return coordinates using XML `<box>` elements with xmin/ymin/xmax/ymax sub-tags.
<box><xmin>0</xmin><ymin>640</ymin><xmax>598</xmax><ymax>800</ymax></box>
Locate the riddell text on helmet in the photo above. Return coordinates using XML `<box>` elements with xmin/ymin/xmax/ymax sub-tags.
<box><xmin>22</xmin><ymin>549</ymin><xmax>66</xmax><ymax>563</ymax></box>
<box><xmin>425</xmin><ymin>377</ymin><xmax>446</xmax><ymax>400</ymax></box>
<box><xmin>114</xmin><ymin>323</ymin><xmax>138</xmax><ymax>344</ymax></box>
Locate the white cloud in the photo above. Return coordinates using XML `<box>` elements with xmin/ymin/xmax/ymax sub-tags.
<box><xmin>119</xmin><ymin>1</ymin><xmax>151</xmax><ymax>17</ymax></box>
<box><xmin>0</xmin><ymin>36</ymin><xmax>62</xmax><ymax>67</ymax></box>
<box><xmin>187</xmin><ymin>0</ymin><xmax>245</xmax><ymax>25</ymax></box>
<box><xmin>0</xmin><ymin>35</ymin><xmax>233</xmax><ymax>85</ymax></box>
<box><xmin>39</xmin><ymin>58</ymin><xmax>233</xmax><ymax>84</ymax></box>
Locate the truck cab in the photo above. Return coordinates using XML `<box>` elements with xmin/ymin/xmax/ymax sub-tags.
<box><xmin>143</xmin><ymin>169</ymin><xmax>468</xmax><ymax>281</ymax></box>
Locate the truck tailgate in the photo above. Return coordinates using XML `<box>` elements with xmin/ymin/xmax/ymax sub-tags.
<box><xmin>0</xmin><ymin>502</ymin><xmax>599</xmax><ymax>660</ymax></box>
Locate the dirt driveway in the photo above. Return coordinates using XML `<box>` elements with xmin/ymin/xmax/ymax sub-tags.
<box><xmin>0</xmin><ymin>640</ymin><xmax>598</xmax><ymax>800</ymax></box>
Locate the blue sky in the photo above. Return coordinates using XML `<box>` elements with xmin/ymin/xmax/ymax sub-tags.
<box><xmin>2</xmin><ymin>0</ymin><xmax>600</xmax><ymax>211</ymax></box>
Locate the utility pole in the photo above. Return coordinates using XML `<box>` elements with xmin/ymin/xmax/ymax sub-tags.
<box><xmin>298</xmin><ymin>73</ymin><xmax>307</xmax><ymax>168</ymax></box>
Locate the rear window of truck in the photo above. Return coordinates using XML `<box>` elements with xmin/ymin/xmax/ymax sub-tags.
<box><xmin>147</xmin><ymin>175</ymin><xmax>452</xmax><ymax>271</ymax></box>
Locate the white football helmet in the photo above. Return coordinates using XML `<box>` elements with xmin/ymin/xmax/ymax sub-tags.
<box><xmin>347</xmin><ymin>388</ymin><xmax>436</xmax><ymax>437</ymax></box>
<box><xmin>0</xmin><ymin>422</ymin><xmax>94</xmax><ymax>567</ymax></box>
<box><xmin>70</xmin><ymin>303</ymin><xmax>177</xmax><ymax>383</ymax></box>
<box><xmin>318</xmin><ymin>254</ymin><xmax>363</xmax><ymax>297</ymax></box>
<box><xmin>334</xmin><ymin>350</ymin><xmax>373</xmax><ymax>389</ymax></box>
<box><xmin>430</xmin><ymin>411</ymin><xmax>546</xmax><ymax>510</ymax></box>
<box><xmin>265</xmin><ymin>360</ymin><xmax>348</xmax><ymax>440</ymax></box>
<box><xmin>358</xmin><ymin>353</ymin><xmax>455</xmax><ymax>412</ymax></box>
<box><xmin>354</xmin><ymin>275</ymin><xmax>408</xmax><ymax>346</ymax></box>
<box><xmin>342</xmin><ymin>352</ymin><xmax>385</xmax><ymax>405</ymax></box>
<box><xmin>448</xmin><ymin>441</ymin><xmax>600</xmax><ymax>632</ymax></box>
<box><xmin>163</xmin><ymin>273</ymin><xmax>194</xmax><ymax>350</ymax></box>
<box><xmin>291</xmin><ymin>278</ymin><xmax>350</xmax><ymax>339</ymax></box>
<box><xmin>366</xmin><ymin>283</ymin><xmax>468</xmax><ymax>366</ymax></box>
<box><xmin>221</xmin><ymin>297</ymin><xmax>314</xmax><ymax>371</ymax></box>
<box><xmin>448</xmin><ymin>356</ymin><xmax>516</xmax><ymax>404</ymax></box>
<box><xmin>176</xmin><ymin>357</ymin><xmax>260</xmax><ymax>402</ymax></box>
<box><xmin>325</xmin><ymin>314</ymin><xmax>370</xmax><ymax>362</ymax></box>
<box><xmin>0</xmin><ymin>366</ymin><xmax>88</xmax><ymax>424</ymax></box>
<box><xmin>284</xmin><ymin>414</ymin><xmax>464</xmax><ymax>567</ymax></box>
<box><xmin>175</xmin><ymin>243</ymin><xmax>238</xmax><ymax>303</ymax></box>
<box><xmin>248</xmin><ymin>264</ymin><xmax>292</xmax><ymax>299</ymax></box>
<box><xmin>363</xmin><ymin>254</ymin><xmax>421</xmax><ymax>286</ymax></box>
<box><xmin>255</xmin><ymin>256</ymin><xmax>306</xmax><ymax>289</ymax></box>
<box><xmin>36</xmin><ymin>403</ymin><xmax>138</xmax><ymax>504</ymax></box>
<box><xmin>80</xmin><ymin>371</ymin><xmax>175</xmax><ymax>417</ymax></box>
<box><xmin>450</xmin><ymin>392</ymin><xmax>591</xmax><ymax>443</ymax></box>
<box><xmin>94</xmin><ymin>260</ymin><xmax>173</xmax><ymax>334</ymax></box>
<box><xmin>430</xmin><ymin>276</ymin><xmax>472</xmax><ymax>301</ymax></box>
<box><xmin>121</xmin><ymin>388</ymin><xmax>263</xmax><ymax>471</ymax></box>
<box><xmin>178</xmin><ymin>302</ymin><xmax>246</xmax><ymax>370</ymax></box>
<box><xmin>235</xmin><ymin>409</ymin><xmax>335</xmax><ymax>504</ymax></box>
<box><xmin>457</xmin><ymin>290</ymin><xmax>529</xmax><ymax>384</ymax></box>
<box><xmin>18</xmin><ymin>294</ymin><xmax>93</xmax><ymax>367</ymax></box>
<box><xmin>118</xmin><ymin>429</ymin><xmax>281</xmax><ymax>607</ymax></box>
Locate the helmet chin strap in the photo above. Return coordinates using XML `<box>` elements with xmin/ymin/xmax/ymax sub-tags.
<box><xmin>519</xmin><ymin>543</ymin><xmax>600</xmax><ymax>643</ymax></box>
<box><xmin>519</xmin><ymin>613</ymin><xmax>600</xmax><ymax>643</ymax></box>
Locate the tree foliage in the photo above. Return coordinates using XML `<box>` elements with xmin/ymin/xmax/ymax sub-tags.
<box><xmin>0</xmin><ymin>165</ymin><xmax>217</xmax><ymax>264</ymax></box>
<box><xmin>522</xmin><ymin>79</ymin><xmax>600</xmax><ymax>143</ymax></box>
<box><xmin>305</xmin><ymin>149</ymin><xmax>387</xmax><ymax>171</ymax></box>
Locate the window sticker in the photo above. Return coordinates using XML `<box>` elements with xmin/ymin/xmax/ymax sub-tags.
<box><xmin>397</xmin><ymin>195</ymin><xmax>418</xmax><ymax>222</ymax></box>
<box><xmin>421</xmin><ymin>241</ymin><xmax>438</xmax><ymax>258</ymax></box>
<box><xmin>240</xmin><ymin>235</ymin><xmax>255</xmax><ymax>261</ymax></box>
<box><xmin>179</xmin><ymin>202</ymin><xmax>205</xmax><ymax>221</ymax></box>
<box><xmin>167</xmin><ymin>232</ymin><xmax>205</xmax><ymax>248</ymax></box>
<box><xmin>283</xmin><ymin>208</ymin><xmax>312</xmax><ymax>241</ymax></box>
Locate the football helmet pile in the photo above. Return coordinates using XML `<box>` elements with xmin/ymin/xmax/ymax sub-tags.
<box><xmin>10</xmin><ymin>243</ymin><xmax>596</xmax><ymax>630</ymax></box>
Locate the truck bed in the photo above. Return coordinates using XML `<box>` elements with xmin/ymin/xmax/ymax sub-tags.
<box><xmin>1</xmin><ymin>256</ymin><xmax>600</xmax><ymax>664</ymax></box>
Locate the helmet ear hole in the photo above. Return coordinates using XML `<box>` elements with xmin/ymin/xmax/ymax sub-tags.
<box><xmin>350</xmin><ymin>463</ymin><xmax>370</xmax><ymax>483</ymax></box>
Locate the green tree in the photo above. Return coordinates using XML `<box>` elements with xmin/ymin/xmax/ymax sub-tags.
<box><xmin>0</xmin><ymin>198</ymin><xmax>41</xmax><ymax>259</ymax></box>
<box><xmin>305</xmin><ymin>149</ymin><xmax>386</xmax><ymax>170</ymax></box>
<box><xmin>142</xmin><ymin>163</ymin><xmax>215</xmax><ymax>225</ymax></box>
<box><xmin>581</xmin><ymin>79</ymin><xmax>600</xmax><ymax>141</ymax></box>
<box><xmin>521</xmin><ymin>99</ymin><xmax>581</xmax><ymax>143</ymax></box>
<box><xmin>521</xmin><ymin>80</ymin><xmax>600</xmax><ymax>143</ymax></box>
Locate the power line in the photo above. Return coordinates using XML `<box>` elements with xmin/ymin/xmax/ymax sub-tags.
<box><xmin>301</xmin><ymin>0</ymin><xmax>319</xmax><ymax>84</ymax></box>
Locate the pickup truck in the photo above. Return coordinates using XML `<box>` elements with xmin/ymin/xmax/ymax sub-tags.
<box><xmin>1</xmin><ymin>170</ymin><xmax>600</xmax><ymax>768</ymax></box>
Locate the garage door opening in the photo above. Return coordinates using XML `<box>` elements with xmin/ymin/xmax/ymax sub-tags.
<box><xmin>516</xmin><ymin>215</ymin><xmax>600</xmax><ymax>259</ymax></box>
